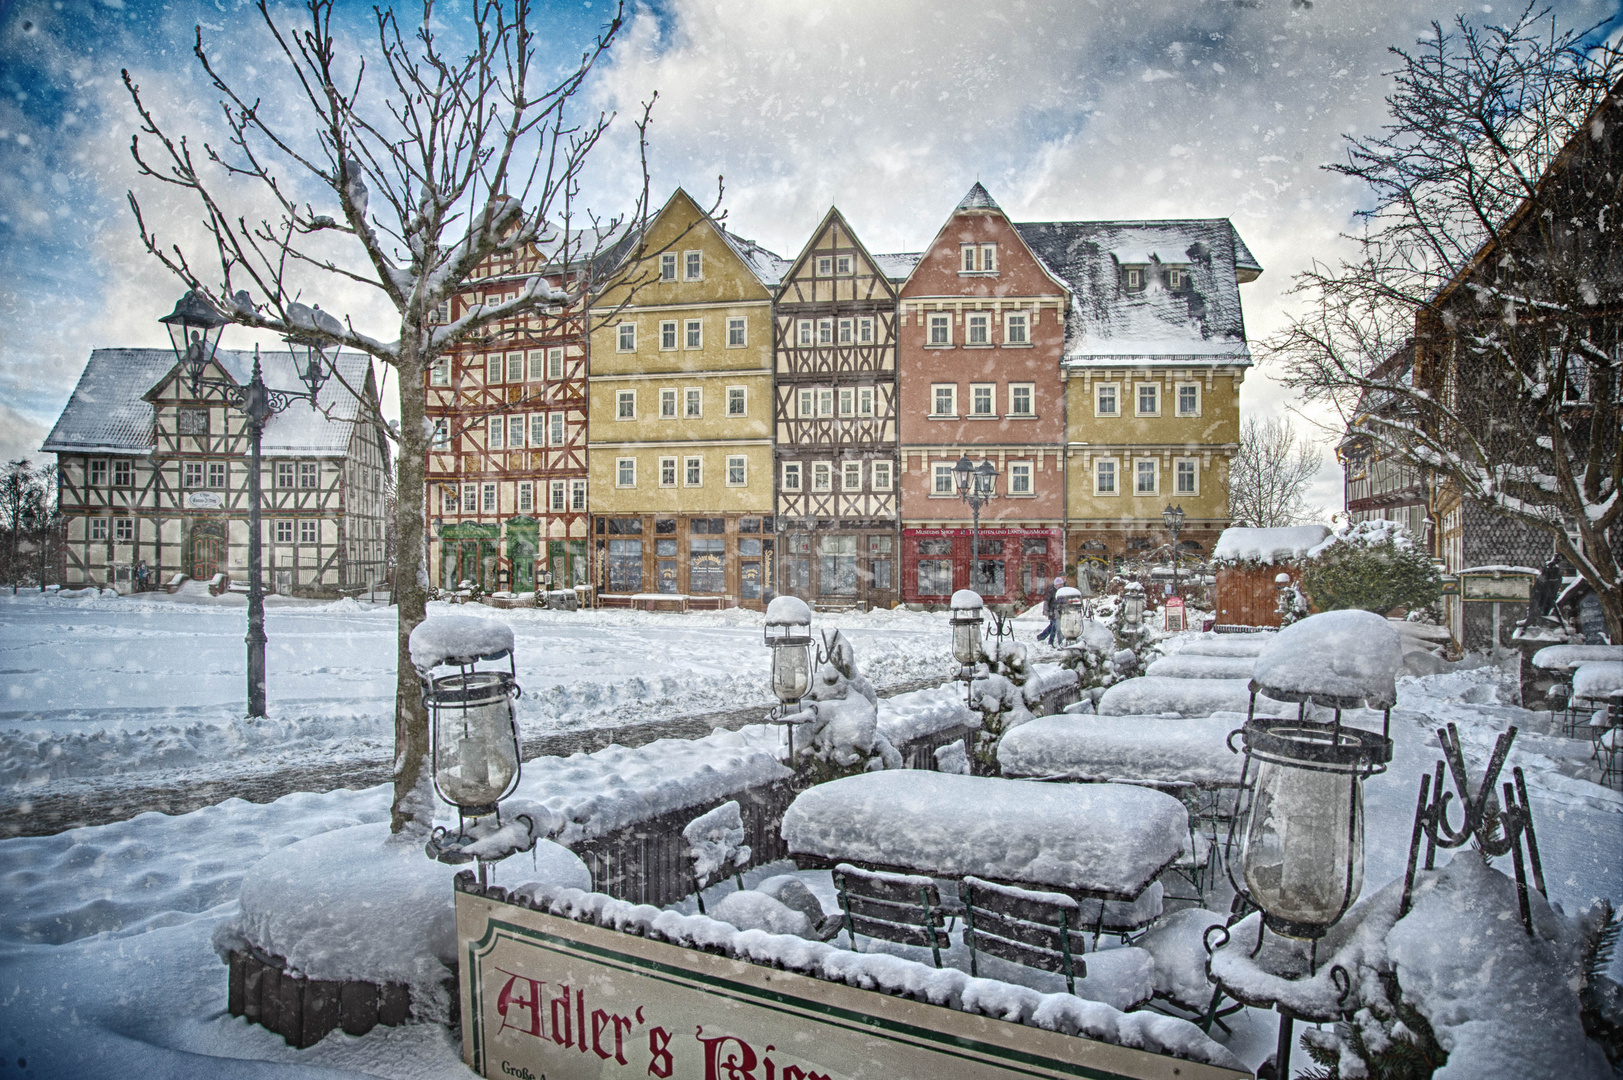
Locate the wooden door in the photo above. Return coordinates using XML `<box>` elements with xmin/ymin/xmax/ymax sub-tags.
<box><xmin>186</xmin><ymin>523</ymin><xmax>224</xmax><ymax>580</ymax></box>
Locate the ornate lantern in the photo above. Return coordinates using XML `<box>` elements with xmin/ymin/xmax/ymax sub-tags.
<box><xmin>1120</xmin><ymin>580</ymin><xmax>1146</xmax><ymax>626</ymax></box>
<box><xmin>950</xmin><ymin>589</ymin><xmax>985</xmax><ymax>670</ymax></box>
<box><xmin>160</xmin><ymin>290</ymin><xmax>230</xmax><ymax>388</ymax></box>
<box><xmin>410</xmin><ymin>615</ymin><xmax>523</xmax><ymax>827</ymax></box>
<box><xmin>765</xmin><ymin>595</ymin><xmax>814</xmax><ymax>708</ymax></box>
<box><xmin>1054</xmin><ymin>586</ymin><xmax>1084</xmax><ymax>644</ymax></box>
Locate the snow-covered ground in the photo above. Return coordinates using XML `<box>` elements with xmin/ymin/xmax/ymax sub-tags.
<box><xmin>0</xmin><ymin>590</ymin><xmax>953</xmax><ymax>798</ymax></box>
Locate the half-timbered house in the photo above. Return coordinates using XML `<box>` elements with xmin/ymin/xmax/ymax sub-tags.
<box><xmin>425</xmin><ymin>233</ymin><xmax>602</xmax><ymax>595</ymax></box>
<box><xmin>773</xmin><ymin>207</ymin><xmax>917</xmax><ymax>609</ymax></box>
<box><xmin>587</xmin><ymin>188</ymin><xmax>788</xmax><ymax>610</ymax></box>
<box><xmin>45</xmin><ymin>347</ymin><xmax>388</xmax><ymax>596</ymax></box>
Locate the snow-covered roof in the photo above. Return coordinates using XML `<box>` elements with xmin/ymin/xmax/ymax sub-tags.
<box><xmin>719</xmin><ymin>227</ymin><xmax>792</xmax><ymax>287</ymax></box>
<box><xmin>872</xmin><ymin>252</ymin><xmax>923</xmax><ymax>281</ymax></box>
<box><xmin>42</xmin><ymin>347</ymin><xmax>372</xmax><ymax>458</ymax></box>
<box><xmin>1211</xmin><ymin>525</ymin><xmax>1330</xmax><ymax>564</ymax></box>
<box><xmin>1014</xmin><ymin>219</ymin><xmax>1256</xmax><ymax>365</ymax></box>
<box><xmin>955</xmin><ymin>182</ymin><xmax>1002</xmax><ymax>212</ymax></box>
<box><xmin>1251</xmin><ymin>609</ymin><xmax>1402</xmax><ymax>708</ymax></box>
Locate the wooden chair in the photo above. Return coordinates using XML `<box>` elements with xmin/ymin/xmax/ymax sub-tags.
<box><xmin>1078</xmin><ymin>881</ymin><xmax>1164</xmax><ymax>947</ymax></box>
<box><xmin>961</xmin><ymin>876</ymin><xmax>1088</xmax><ymax>995</ymax></box>
<box><xmin>832</xmin><ymin>864</ymin><xmax>951</xmax><ymax>968</ymax></box>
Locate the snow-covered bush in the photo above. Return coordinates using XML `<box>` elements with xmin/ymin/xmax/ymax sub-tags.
<box><xmin>1299</xmin><ymin>519</ymin><xmax>1441</xmax><ymax>617</ymax></box>
<box><xmin>792</xmin><ymin>631</ymin><xmax>902</xmax><ymax>783</ymax></box>
<box><xmin>682</xmin><ymin>800</ymin><xmax>751</xmax><ymax>889</ymax></box>
<box><xmin>967</xmin><ymin>637</ymin><xmax>1038</xmax><ymax>772</ymax></box>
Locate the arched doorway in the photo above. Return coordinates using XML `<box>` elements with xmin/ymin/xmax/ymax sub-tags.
<box><xmin>186</xmin><ymin>521</ymin><xmax>225</xmax><ymax>580</ymax></box>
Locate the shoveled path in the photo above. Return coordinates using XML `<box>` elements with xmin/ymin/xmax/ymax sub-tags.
<box><xmin>0</xmin><ymin>675</ymin><xmax>948</xmax><ymax>839</ymax></box>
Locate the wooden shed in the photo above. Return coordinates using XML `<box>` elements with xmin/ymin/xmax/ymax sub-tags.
<box><xmin>1211</xmin><ymin>525</ymin><xmax>1330</xmax><ymax>629</ymax></box>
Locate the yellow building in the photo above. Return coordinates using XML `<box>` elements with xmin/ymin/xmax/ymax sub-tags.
<box><xmin>1013</xmin><ymin>220</ymin><xmax>1260</xmax><ymax>575</ymax></box>
<box><xmin>587</xmin><ymin>189</ymin><xmax>788</xmax><ymax>608</ymax></box>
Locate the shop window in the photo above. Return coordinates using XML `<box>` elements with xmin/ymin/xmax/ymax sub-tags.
<box><xmin>607</xmin><ymin>538</ymin><xmax>642</xmax><ymax>592</ymax></box>
<box><xmin>917</xmin><ymin>558</ymin><xmax>953</xmax><ymax>596</ymax></box>
<box><xmin>869</xmin><ymin>535</ymin><xmax>893</xmax><ymax>591</ymax></box>
<box><xmin>819</xmin><ymin>535</ymin><xmax>859</xmax><ymax>595</ymax></box>
<box><xmin>689</xmin><ymin>537</ymin><xmax>725</xmax><ymax>594</ymax></box>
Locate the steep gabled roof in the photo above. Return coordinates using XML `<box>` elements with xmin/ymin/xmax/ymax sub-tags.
<box><xmin>955</xmin><ymin>182</ymin><xmax>1001</xmax><ymax>212</ymax></box>
<box><xmin>872</xmin><ymin>252</ymin><xmax>923</xmax><ymax>281</ymax></box>
<box><xmin>1015</xmin><ymin>219</ymin><xmax>1254</xmax><ymax>365</ymax></box>
<box><xmin>44</xmin><ymin>348</ymin><xmax>374</xmax><ymax>458</ymax></box>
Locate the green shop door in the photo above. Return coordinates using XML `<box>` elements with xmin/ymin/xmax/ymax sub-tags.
<box><xmin>507</xmin><ymin>518</ymin><xmax>539</xmax><ymax>592</ymax></box>
<box><xmin>439</xmin><ymin>522</ymin><xmax>502</xmax><ymax>593</ymax></box>
<box><xmin>548</xmin><ymin>540</ymin><xmax>588</xmax><ymax>590</ymax></box>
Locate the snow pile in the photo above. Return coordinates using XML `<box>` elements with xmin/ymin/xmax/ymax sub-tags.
<box><xmin>1305</xmin><ymin>517</ymin><xmax>1415</xmax><ymax>559</ymax></box>
<box><xmin>506</xmin><ymin>882</ymin><xmax>1244</xmax><ymax>1070</ymax></box>
<box><xmin>683</xmin><ymin>799</ymin><xmax>750</xmax><ymax>883</ymax></box>
<box><xmin>781</xmin><ymin>771</ymin><xmax>1186</xmax><ymax>897</ymax></box>
<box><xmin>1252</xmin><ymin>608</ymin><xmax>1402</xmax><ymax>707</ymax></box>
<box><xmin>407</xmin><ymin>613</ymin><xmax>515</xmax><ymax>670</ymax></box>
<box><xmin>1573</xmin><ymin>661</ymin><xmax>1623</xmax><ymax>699</ymax></box>
<box><xmin>511</xmin><ymin>727</ymin><xmax>792</xmax><ymax>846</ymax></box>
<box><xmin>998</xmin><ymin>714</ymin><xmax>1246</xmax><ymax>788</ymax></box>
<box><xmin>710</xmin><ymin>888</ymin><xmax>814</xmax><ymax>937</ymax></box>
<box><xmin>1097</xmin><ymin>676</ymin><xmax>1287</xmax><ymax>717</ymax></box>
<box><xmin>934</xmin><ymin>738</ymin><xmax>971</xmax><ymax>774</ymax></box>
<box><xmin>213</xmin><ymin>820</ymin><xmax>589</xmax><ymax>1022</ymax></box>
<box><xmin>1211</xmin><ymin>525</ymin><xmax>1330</xmax><ymax>565</ymax></box>
<box><xmin>1532</xmin><ymin>644</ymin><xmax>1623</xmax><ymax>670</ymax></box>
<box><xmin>1137</xmin><ymin>908</ymin><xmax>1228</xmax><ymax>1010</ymax></box>
<box><xmin>794</xmin><ymin>630</ymin><xmax>903</xmax><ymax>772</ymax></box>
<box><xmin>874</xmin><ymin>683</ymin><xmax>979</xmax><ymax>746</ymax></box>
<box><xmin>1145</xmin><ymin>653</ymin><xmax>1256</xmax><ymax>680</ymax></box>
<box><xmin>1177</xmin><ymin>634</ymin><xmax>1274</xmax><ymax>658</ymax></box>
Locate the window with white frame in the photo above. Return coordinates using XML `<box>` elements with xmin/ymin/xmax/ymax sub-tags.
<box><xmin>932</xmin><ymin>384</ymin><xmax>957</xmax><ymax>417</ymax></box>
<box><xmin>685</xmin><ymin>456</ymin><xmax>703</xmax><ymax>487</ymax></box>
<box><xmin>1177</xmin><ymin>383</ymin><xmax>1200</xmax><ymax>416</ymax></box>
<box><xmin>1096</xmin><ymin>383</ymin><xmax>1119</xmax><ymax>416</ymax></box>
<box><xmin>727</xmin><ymin>317</ymin><xmax>747</xmax><ymax>347</ymax></box>
<box><xmin>299</xmin><ymin>463</ymin><xmax>317</xmax><ymax>488</ymax></box>
<box><xmin>90</xmin><ymin>517</ymin><xmax>109</xmax><ymax>541</ymax></box>
<box><xmin>818</xmin><ymin>319</ymin><xmax>833</xmax><ymax>345</ymax></box>
<box><xmin>932</xmin><ymin>462</ymin><xmax>956</xmax><ymax>495</ymax></box>
<box><xmin>1136</xmin><ymin>459</ymin><xmax>1158</xmax><ymax>494</ymax></box>
<box><xmin>683</xmin><ymin>251</ymin><xmax>702</xmax><ymax>281</ymax></box>
<box><xmin>1123</xmin><ymin>266</ymin><xmax>1145</xmax><ymax>292</ymax></box>
<box><xmin>433</xmin><ymin>419</ymin><xmax>451</xmax><ymax>447</ymax></box>
<box><xmin>549</xmin><ymin>412</ymin><xmax>565</xmax><ymax>447</ymax></box>
<box><xmin>1009</xmin><ymin>383</ymin><xmax>1034</xmax><ymax>416</ymax></box>
<box><xmin>684</xmin><ymin>387</ymin><xmax>702</xmax><ymax>418</ymax></box>
<box><xmin>482</xmin><ymin>483</ymin><xmax>497</xmax><ymax>512</ymax></box>
<box><xmin>798</xmin><ymin>389</ymin><xmax>816</xmax><ymax>418</ymax></box>
<box><xmin>872</xmin><ymin>461</ymin><xmax>893</xmax><ymax>490</ymax></box>
<box><xmin>967</xmin><ymin>313</ymin><xmax>990</xmax><ymax>345</ymax></box>
<box><xmin>1095</xmin><ymin>459</ymin><xmax>1118</xmax><ymax>495</ymax></box>
<box><xmin>488</xmin><ymin>415</ymin><xmax>504</xmax><ymax>449</ymax></box>
<box><xmin>782</xmin><ymin>462</ymin><xmax>802</xmax><ymax>491</ymax></box>
<box><xmin>837</xmin><ymin>254</ymin><xmax>853</xmax><ymax>275</ymax></box>
<box><xmin>858</xmin><ymin>318</ymin><xmax>874</xmax><ymax>343</ymax></box>
<box><xmin>114</xmin><ymin>518</ymin><xmax>134</xmax><ymax>542</ymax></box>
<box><xmin>1009</xmin><ymin>462</ymin><xmax>1033</xmax><ymax>495</ymax></box>
<box><xmin>815</xmin><ymin>256</ymin><xmax>833</xmax><ymax>276</ymax></box>
<box><xmin>617</xmin><ymin>323</ymin><xmax>636</xmax><ymax>351</ymax></box>
<box><xmin>508</xmin><ymin>415</ymin><xmax>525</xmax><ymax>449</ymax></box>
<box><xmin>660</xmin><ymin>252</ymin><xmax>677</xmax><ymax>281</ymax></box>
<box><xmin>528</xmin><ymin>415</ymin><xmax>545</xmax><ymax>447</ymax></box>
<box><xmin>300</xmin><ymin>519</ymin><xmax>318</xmax><ymax>544</ymax></box>
<box><xmin>1137</xmin><ymin>383</ymin><xmax>1159</xmax><ymax>416</ymax></box>
<box><xmin>685</xmin><ymin>319</ymin><xmax>702</xmax><ymax>349</ymax></box>
<box><xmin>858</xmin><ymin>387</ymin><xmax>875</xmax><ymax>417</ymax></box>
<box><xmin>276</xmin><ymin>462</ymin><xmax>295</xmax><ymax>487</ymax></box>
<box><xmin>838</xmin><ymin>388</ymin><xmax>855</xmax><ymax>417</ymax></box>
<box><xmin>981</xmin><ymin>244</ymin><xmax>997</xmax><ymax>272</ymax></box>
<box><xmin>660</xmin><ymin>388</ymin><xmax>678</xmax><ymax>419</ymax></box>
<box><xmin>570</xmin><ymin>479</ymin><xmax>586</xmax><ymax>511</ymax></box>
<box><xmin>1175</xmin><ymin>458</ymin><xmax>1198</xmax><ymax>495</ymax></box>
<box><xmin>616</xmin><ymin>390</ymin><xmax>635</xmax><ymax>420</ymax></box>
<box><xmin>208</xmin><ymin>461</ymin><xmax>226</xmax><ymax>488</ymax></box>
<box><xmin>970</xmin><ymin>383</ymin><xmax>995</xmax><ymax>416</ymax></box>
<box><xmin>430</xmin><ymin>358</ymin><xmax>450</xmax><ymax>386</ymax></box>
<box><xmin>727</xmin><ymin>386</ymin><xmax>746</xmax><ymax>416</ymax></box>
<box><xmin>442</xmin><ymin>485</ymin><xmax>458</xmax><ymax>514</ymax></box>
<box><xmin>842</xmin><ymin>461</ymin><xmax>862</xmax><ymax>490</ymax></box>
<box><xmin>114</xmin><ymin>460</ymin><xmax>132</xmax><ymax>486</ymax></box>
<box><xmin>518</xmin><ymin>481</ymin><xmax>533</xmax><ymax>512</ymax></box>
<box><xmin>659</xmin><ymin>320</ymin><xmax>678</xmax><ymax>351</ymax></box>
<box><xmin>616</xmin><ymin>458</ymin><xmax>635</xmax><ymax>487</ymax></box>
<box><xmin>462</xmin><ymin>483</ymin><xmax>478</xmax><ymax>513</ymax></box>
<box><xmin>274</xmin><ymin>520</ymin><xmax>292</xmax><ymax>543</ymax></box>
<box><xmin>726</xmin><ymin>456</ymin><xmax>746</xmax><ymax>486</ymax></box>
<box><xmin>183</xmin><ymin>461</ymin><xmax>204</xmax><ymax>488</ymax></box>
<box><xmin>526</xmin><ymin>350</ymin><xmax>546</xmax><ymax>380</ymax></box>
<box><xmin>817</xmin><ymin>388</ymin><xmax>834</xmax><ymax>417</ymax></box>
<box><xmin>797</xmin><ymin>320</ymin><xmax>813</xmax><ymax>346</ymax></box>
<box><xmin>506</xmin><ymin>352</ymin><xmax>524</xmax><ymax>382</ymax></box>
<box><xmin>838</xmin><ymin>319</ymin><xmax>853</xmax><ymax>345</ymax></box>
<box><xmin>89</xmin><ymin>459</ymin><xmax>108</xmax><ymax>486</ymax></box>
<box><xmin>812</xmin><ymin>462</ymin><xmax>833</xmax><ymax>492</ymax></box>
<box><xmin>1005</xmin><ymin>312</ymin><xmax>1029</xmax><ymax>344</ymax></box>
<box><xmin>928</xmin><ymin>313</ymin><xmax>951</xmax><ymax>345</ymax></box>
<box><xmin>486</xmin><ymin>354</ymin><xmax>502</xmax><ymax>383</ymax></box>
<box><xmin>547</xmin><ymin>348</ymin><xmax>564</xmax><ymax>380</ymax></box>
<box><xmin>1167</xmin><ymin>266</ymin><xmax>1187</xmax><ymax>289</ymax></box>
<box><xmin>550</xmin><ymin>481</ymin><xmax>566</xmax><ymax>511</ymax></box>
<box><xmin>659</xmin><ymin>457</ymin><xmax>677</xmax><ymax>487</ymax></box>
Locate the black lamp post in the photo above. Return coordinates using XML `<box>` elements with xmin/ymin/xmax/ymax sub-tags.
<box><xmin>953</xmin><ymin>455</ymin><xmax>998</xmax><ymax>593</ymax></box>
<box><xmin>1162</xmin><ymin>503</ymin><xmax>1186</xmax><ymax>598</ymax></box>
<box><xmin>161</xmin><ymin>290</ymin><xmax>332</xmax><ymax>718</ymax></box>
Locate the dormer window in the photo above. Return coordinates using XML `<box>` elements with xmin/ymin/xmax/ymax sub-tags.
<box><xmin>960</xmin><ymin>244</ymin><xmax>998</xmax><ymax>274</ymax></box>
<box><xmin>1166</xmin><ymin>266</ymin><xmax>1188</xmax><ymax>289</ymax></box>
<box><xmin>1123</xmin><ymin>266</ymin><xmax>1146</xmax><ymax>292</ymax></box>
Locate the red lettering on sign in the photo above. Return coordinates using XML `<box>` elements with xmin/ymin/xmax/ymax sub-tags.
<box><xmin>495</xmin><ymin>973</ymin><xmax>546</xmax><ymax>1039</ymax></box>
<box><xmin>577</xmin><ymin>988</ymin><xmax>589</xmax><ymax>1054</ymax></box>
<box><xmin>697</xmin><ymin>1027</ymin><xmax>758</xmax><ymax>1080</ymax></box>
<box><xmin>550</xmin><ymin>985</ymin><xmax>574</xmax><ymax>1048</ymax></box>
<box><xmin>647</xmin><ymin>1026</ymin><xmax>674</xmax><ymax>1078</ymax></box>
<box><xmin>613</xmin><ymin>1012</ymin><xmax>636</xmax><ymax>1064</ymax></box>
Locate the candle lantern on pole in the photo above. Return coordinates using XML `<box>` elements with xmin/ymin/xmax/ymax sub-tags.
<box><xmin>1120</xmin><ymin>580</ymin><xmax>1146</xmax><ymax>626</ymax></box>
<box><xmin>765</xmin><ymin>595</ymin><xmax>820</xmax><ymax>759</ymax></box>
<box><xmin>1054</xmin><ymin>586</ymin><xmax>1084</xmax><ymax>645</ymax></box>
<box><xmin>950</xmin><ymin>589</ymin><xmax>985</xmax><ymax>704</ymax></box>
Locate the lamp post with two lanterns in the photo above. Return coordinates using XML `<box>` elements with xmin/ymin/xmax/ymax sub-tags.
<box><xmin>1161</xmin><ymin>503</ymin><xmax>1186</xmax><ymax>598</ymax></box>
<box><xmin>159</xmin><ymin>290</ymin><xmax>336</xmax><ymax>718</ymax></box>
<box><xmin>953</xmin><ymin>455</ymin><xmax>998</xmax><ymax>593</ymax></box>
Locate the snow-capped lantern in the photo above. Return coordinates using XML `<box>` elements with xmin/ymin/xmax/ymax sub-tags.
<box><xmin>1120</xmin><ymin>581</ymin><xmax>1146</xmax><ymax>626</ymax></box>
<box><xmin>409</xmin><ymin>615</ymin><xmax>523</xmax><ymax>824</ymax></box>
<box><xmin>160</xmin><ymin>289</ymin><xmax>230</xmax><ymax>389</ymax></box>
<box><xmin>1054</xmin><ymin>586</ymin><xmax>1084</xmax><ymax>644</ymax></box>
<box><xmin>950</xmin><ymin>589</ymin><xmax>985</xmax><ymax>669</ymax></box>
<box><xmin>764</xmin><ymin>595</ymin><xmax>814</xmax><ymax>707</ymax></box>
<box><xmin>1228</xmin><ymin>610</ymin><xmax>1398</xmax><ymax>941</ymax></box>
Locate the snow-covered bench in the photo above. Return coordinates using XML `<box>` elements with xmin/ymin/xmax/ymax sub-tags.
<box><xmin>998</xmin><ymin>714</ymin><xmax>1245</xmax><ymax>790</ymax></box>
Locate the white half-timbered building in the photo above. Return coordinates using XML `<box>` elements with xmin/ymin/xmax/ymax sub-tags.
<box><xmin>44</xmin><ymin>347</ymin><xmax>390</xmax><ymax>596</ymax></box>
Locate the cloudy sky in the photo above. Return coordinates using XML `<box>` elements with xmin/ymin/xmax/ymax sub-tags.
<box><xmin>2</xmin><ymin>0</ymin><xmax>1619</xmax><ymax>515</ymax></box>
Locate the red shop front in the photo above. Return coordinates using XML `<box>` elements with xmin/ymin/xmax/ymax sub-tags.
<box><xmin>901</xmin><ymin>526</ymin><xmax>1064</xmax><ymax>606</ymax></box>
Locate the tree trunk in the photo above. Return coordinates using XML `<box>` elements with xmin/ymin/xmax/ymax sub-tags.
<box><xmin>391</xmin><ymin>340</ymin><xmax>432</xmax><ymax>835</ymax></box>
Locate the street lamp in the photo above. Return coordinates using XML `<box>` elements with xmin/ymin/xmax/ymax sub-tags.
<box><xmin>953</xmin><ymin>455</ymin><xmax>998</xmax><ymax>593</ymax></box>
<box><xmin>160</xmin><ymin>290</ymin><xmax>333</xmax><ymax>718</ymax></box>
<box><xmin>1161</xmin><ymin>503</ymin><xmax>1186</xmax><ymax>598</ymax></box>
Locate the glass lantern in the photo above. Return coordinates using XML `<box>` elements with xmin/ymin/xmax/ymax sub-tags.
<box><xmin>1121</xmin><ymin>581</ymin><xmax>1146</xmax><ymax>626</ymax></box>
<box><xmin>429</xmin><ymin>667</ymin><xmax>522</xmax><ymax>816</ymax></box>
<box><xmin>1234</xmin><ymin>716</ymin><xmax>1390</xmax><ymax>939</ymax></box>
<box><xmin>160</xmin><ymin>290</ymin><xmax>229</xmax><ymax>386</ymax></box>
<box><xmin>1055</xmin><ymin>586</ymin><xmax>1084</xmax><ymax>644</ymax></box>
<box><xmin>765</xmin><ymin>595</ymin><xmax>814</xmax><ymax>706</ymax></box>
<box><xmin>950</xmin><ymin>589</ymin><xmax>985</xmax><ymax>669</ymax></box>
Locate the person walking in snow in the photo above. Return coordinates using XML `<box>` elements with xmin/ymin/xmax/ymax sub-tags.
<box><xmin>1037</xmin><ymin>575</ymin><xmax>1065</xmax><ymax>644</ymax></box>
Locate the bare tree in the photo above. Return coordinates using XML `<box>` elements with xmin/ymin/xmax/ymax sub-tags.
<box><xmin>1270</xmin><ymin>6</ymin><xmax>1623</xmax><ymax>637</ymax></box>
<box><xmin>1228</xmin><ymin>416</ymin><xmax>1324</xmax><ymax>528</ymax></box>
<box><xmin>0</xmin><ymin>460</ymin><xmax>42</xmax><ymax>594</ymax></box>
<box><xmin>122</xmin><ymin>0</ymin><xmax>659</xmax><ymax>833</ymax></box>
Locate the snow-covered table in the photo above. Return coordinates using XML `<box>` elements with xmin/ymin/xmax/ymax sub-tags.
<box><xmin>998</xmin><ymin>714</ymin><xmax>1245</xmax><ymax>790</ymax></box>
<box><xmin>781</xmin><ymin>771</ymin><xmax>1188</xmax><ymax>901</ymax></box>
<box><xmin>1533</xmin><ymin>645</ymin><xmax>1623</xmax><ymax>672</ymax></box>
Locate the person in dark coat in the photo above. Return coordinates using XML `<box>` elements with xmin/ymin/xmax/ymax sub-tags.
<box><xmin>1037</xmin><ymin>575</ymin><xmax>1065</xmax><ymax>644</ymax></box>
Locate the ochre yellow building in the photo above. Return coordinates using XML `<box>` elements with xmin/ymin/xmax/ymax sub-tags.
<box><xmin>587</xmin><ymin>189</ymin><xmax>788</xmax><ymax>607</ymax></box>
